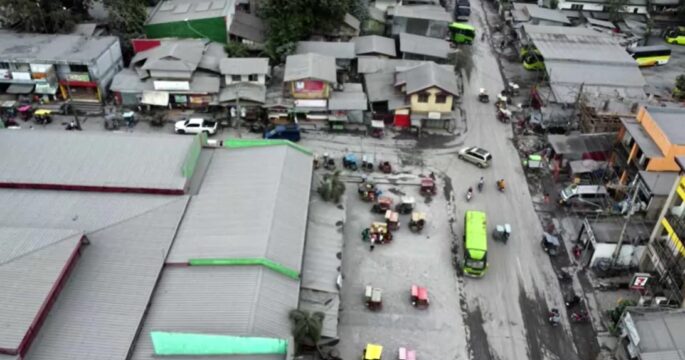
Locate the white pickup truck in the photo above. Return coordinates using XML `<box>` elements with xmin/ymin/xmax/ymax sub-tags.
<box><xmin>174</xmin><ymin>118</ymin><xmax>218</xmax><ymax>135</ymax></box>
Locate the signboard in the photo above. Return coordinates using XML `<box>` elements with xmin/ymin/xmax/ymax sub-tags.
<box><xmin>294</xmin><ymin>99</ymin><xmax>327</xmax><ymax>108</ymax></box>
<box><xmin>0</xmin><ymin>69</ymin><xmax>11</xmax><ymax>79</ymax></box>
<box><xmin>11</xmin><ymin>72</ymin><xmax>31</xmax><ymax>81</ymax></box>
<box><xmin>629</xmin><ymin>273</ymin><xmax>650</xmax><ymax>290</ymax></box>
<box><xmin>428</xmin><ymin>112</ymin><xmax>441</xmax><ymax>119</ymax></box>
<box><xmin>66</xmin><ymin>73</ymin><xmax>91</xmax><ymax>82</ymax></box>
<box><xmin>154</xmin><ymin>80</ymin><xmax>190</xmax><ymax>91</ymax></box>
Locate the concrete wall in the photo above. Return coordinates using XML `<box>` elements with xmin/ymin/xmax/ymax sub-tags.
<box><xmin>225</xmin><ymin>74</ymin><xmax>266</xmax><ymax>85</ymax></box>
<box><xmin>409</xmin><ymin>87</ymin><xmax>453</xmax><ymax>113</ymax></box>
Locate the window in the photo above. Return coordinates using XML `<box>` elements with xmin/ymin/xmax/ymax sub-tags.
<box><xmin>69</xmin><ymin>64</ymin><xmax>89</xmax><ymax>73</ymax></box>
<box><xmin>417</xmin><ymin>93</ymin><xmax>430</xmax><ymax>103</ymax></box>
<box><xmin>231</xmin><ymin>75</ymin><xmax>242</xmax><ymax>82</ymax></box>
<box><xmin>571</xmin><ymin>4</ymin><xmax>583</xmax><ymax>10</ymax></box>
<box><xmin>435</xmin><ymin>93</ymin><xmax>447</xmax><ymax>103</ymax></box>
<box><xmin>0</xmin><ymin>63</ymin><xmax>8</xmax><ymax>69</ymax></box>
<box><xmin>248</xmin><ymin>74</ymin><xmax>258</xmax><ymax>81</ymax></box>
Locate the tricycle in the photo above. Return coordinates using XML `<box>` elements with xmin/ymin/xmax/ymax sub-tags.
<box><xmin>363</xmin><ymin>343</ymin><xmax>383</xmax><ymax>360</ymax></box>
<box><xmin>378</xmin><ymin>161</ymin><xmax>392</xmax><ymax>174</ymax></box>
<box><xmin>493</xmin><ymin>223</ymin><xmax>511</xmax><ymax>243</ymax></box>
<box><xmin>362</xmin><ymin>154</ymin><xmax>374</xmax><ymax>172</ymax></box>
<box><xmin>395</xmin><ymin>196</ymin><xmax>415</xmax><ymax>215</ymax></box>
<box><xmin>385</xmin><ymin>210</ymin><xmax>400</xmax><ymax>231</ymax></box>
<box><xmin>17</xmin><ymin>104</ymin><xmax>32</xmax><ymax>121</ymax></box>
<box><xmin>364</xmin><ymin>285</ymin><xmax>383</xmax><ymax>311</ymax></box>
<box><xmin>1</xmin><ymin>100</ymin><xmax>17</xmax><ymax>120</ymax></box>
<box><xmin>497</xmin><ymin>107</ymin><xmax>512</xmax><ymax>123</ymax></box>
<box><xmin>478</xmin><ymin>88</ymin><xmax>490</xmax><ymax>103</ymax></box>
<box><xmin>398</xmin><ymin>347</ymin><xmax>416</xmax><ymax>360</ymax></box>
<box><xmin>542</xmin><ymin>232</ymin><xmax>560</xmax><ymax>256</ymax></box>
<box><xmin>410</xmin><ymin>284</ymin><xmax>429</xmax><ymax>309</ymax></box>
<box><xmin>122</xmin><ymin>110</ymin><xmax>136</xmax><ymax>128</ymax></box>
<box><xmin>343</xmin><ymin>153</ymin><xmax>359</xmax><ymax>171</ymax></box>
<box><xmin>409</xmin><ymin>212</ymin><xmax>426</xmax><ymax>232</ymax></box>
<box><xmin>361</xmin><ymin>222</ymin><xmax>393</xmax><ymax>244</ymax></box>
<box><xmin>358</xmin><ymin>181</ymin><xmax>380</xmax><ymax>202</ymax></box>
<box><xmin>372</xmin><ymin>196</ymin><xmax>394</xmax><ymax>213</ymax></box>
<box><xmin>33</xmin><ymin>109</ymin><xmax>53</xmax><ymax>125</ymax></box>
<box><xmin>420</xmin><ymin>178</ymin><xmax>437</xmax><ymax>196</ymax></box>
<box><xmin>370</xmin><ymin>120</ymin><xmax>384</xmax><ymax>138</ymax></box>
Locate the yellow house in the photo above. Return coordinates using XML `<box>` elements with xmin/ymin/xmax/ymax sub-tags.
<box><xmin>640</xmin><ymin>156</ymin><xmax>685</xmax><ymax>306</ymax></box>
<box><xmin>394</xmin><ymin>62</ymin><xmax>458</xmax><ymax>128</ymax></box>
<box><xmin>617</xmin><ymin>106</ymin><xmax>685</xmax><ymax>183</ymax></box>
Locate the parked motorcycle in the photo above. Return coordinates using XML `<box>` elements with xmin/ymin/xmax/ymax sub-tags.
<box><xmin>477</xmin><ymin>177</ymin><xmax>484</xmax><ymax>192</ymax></box>
<box><xmin>570</xmin><ymin>310</ymin><xmax>590</xmax><ymax>323</ymax></box>
<box><xmin>64</xmin><ymin>121</ymin><xmax>82</xmax><ymax>131</ymax></box>
<box><xmin>466</xmin><ymin>188</ymin><xmax>473</xmax><ymax>202</ymax></box>
<box><xmin>548</xmin><ymin>308</ymin><xmax>561</xmax><ymax>326</ymax></box>
<box><xmin>565</xmin><ymin>294</ymin><xmax>581</xmax><ymax>309</ymax></box>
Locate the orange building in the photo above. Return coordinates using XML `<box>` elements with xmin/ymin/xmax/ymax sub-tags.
<box><xmin>617</xmin><ymin>106</ymin><xmax>685</xmax><ymax>184</ymax></box>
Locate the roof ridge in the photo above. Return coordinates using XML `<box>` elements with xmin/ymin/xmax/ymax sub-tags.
<box><xmin>247</xmin><ymin>266</ymin><xmax>266</xmax><ymax>333</ymax></box>
<box><xmin>262</xmin><ymin>146</ymin><xmax>289</xmax><ymax>266</ymax></box>
<box><xmin>86</xmin><ymin>196</ymin><xmax>189</xmax><ymax>237</ymax></box>
<box><xmin>0</xmin><ymin>229</ymin><xmax>82</xmax><ymax>266</ymax></box>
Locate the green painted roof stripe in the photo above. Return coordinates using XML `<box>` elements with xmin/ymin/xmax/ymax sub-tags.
<box><xmin>223</xmin><ymin>138</ymin><xmax>313</xmax><ymax>156</ymax></box>
<box><xmin>151</xmin><ymin>332</ymin><xmax>288</xmax><ymax>356</ymax></box>
<box><xmin>450</xmin><ymin>22</ymin><xmax>475</xmax><ymax>30</ymax></box>
<box><xmin>189</xmin><ymin>258</ymin><xmax>300</xmax><ymax>280</ymax></box>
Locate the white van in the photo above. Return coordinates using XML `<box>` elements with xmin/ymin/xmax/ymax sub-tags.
<box><xmin>559</xmin><ymin>184</ymin><xmax>609</xmax><ymax>208</ymax></box>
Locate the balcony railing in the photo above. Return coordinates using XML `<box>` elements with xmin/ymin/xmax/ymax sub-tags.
<box><xmin>666</xmin><ymin>214</ymin><xmax>685</xmax><ymax>242</ymax></box>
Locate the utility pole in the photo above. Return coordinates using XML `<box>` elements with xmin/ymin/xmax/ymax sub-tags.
<box><xmin>612</xmin><ymin>179</ymin><xmax>641</xmax><ymax>266</ymax></box>
<box><xmin>234</xmin><ymin>82</ymin><xmax>242</xmax><ymax>138</ymax></box>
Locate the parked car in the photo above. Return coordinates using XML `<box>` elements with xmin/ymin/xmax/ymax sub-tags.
<box><xmin>174</xmin><ymin>118</ymin><xmax>218</xmax><ymax>135</ymax></box>
<box><xmin>458</xmin><ymin>146</ymin><xmax>492</xmax><ymax>168</ymax></box>
<box><xmin>263</xmin><ymin>124</ymin><xmax>301</xmax><ymax>142</ymax></box>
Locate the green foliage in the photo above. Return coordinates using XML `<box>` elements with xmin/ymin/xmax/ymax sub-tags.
<box><xmin>550</xmin><ymin>0</ymin><xmax>559</xmax><ymax>9</ymax></box>
<box><xmin>0</xmin><ymin>0</ymin><xmax>92</xmax><ymax>33</ymax></box>
<box><xmin>317</xmin><ymin>171</ymin><xmax>346</xmax><ymax>203</ymax></box>
<box><xmin>676</xmin><ymin>74</ymin><xmax>685</xmax><ymax>91</ymax></box>
<box><xmin>605</xmin><ymin>0</ymin><xmax>628</xmax><ymax>21</ymax></box>
<box><xmin>289</xmin><ymin>309</ymin><xmax>325</xmax><ymax>351</ymax></box>
<box><xmin>608</xmin><ymin>299</ymin><xmax>636</xmax><ymax>328</ymax></box>
<box><xmin>224</xmin><ymin>41</ymin><xmax>250</xmax><ymax>57</ymax></box>
<box><xmin>259</xmin><ymin>0</ymin><xmax>357</xmax><ymax>62</ymax></box>
<box><xmin>104</xmin><ymin>0</ymin><xmax>147</xmax><ymax>60</ymax></box>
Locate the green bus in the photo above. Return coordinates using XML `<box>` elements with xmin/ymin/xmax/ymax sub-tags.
<box><xmin>463</xmin><ymin>210</ymin><xmax>488</xmax><ymax>277</ymax></box>
<box><xmin>665</xmin><ymin>27</ymin><xmax>685</xmax><ymax>45</ymax></box>
<box><xmin>520</xmin><ymin>46</ymin><xmax>544</xmax><ymax>71</ymax></box>
<box><xmin>627</xmin><ymin>45</ymin><xmax>671</xmax><ymax>67</ymax></box>
<box><xmin>449</xmin><ymin>23</ymin><xmax>475</xmax><ymax>45</ymax></box>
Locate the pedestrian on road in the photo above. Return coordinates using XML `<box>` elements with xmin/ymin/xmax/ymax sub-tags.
<box><xmin>370</xmin><ymin>238</ymin><xmax>375</xmax><ymax>252</ymax></box>
<box><xmin>500</xmin><ymin>40</ymin><xmax>505</xmax><ymax>49</ymax></box>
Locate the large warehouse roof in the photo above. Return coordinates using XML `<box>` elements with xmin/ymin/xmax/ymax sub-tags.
<box><xmin>130</xmin><ymin>266</ymin><xmax>299</xmax><ymax>360</ymax></box>
<box><xmin>167</xmin><ymin>145</ymin><xmax>313</xmax><ymax>271</ymax></box>
<box><xmin>0</xmin><ymin>190</ymin><xmax>189</xmax><ymax>360</ymax></box>
<box><xmin>523</xmin><ymin>24</ymin><xmax>646</xmax><ymax>104</ymax></box>
<box><xmin>0</xmin><ymin>132</ymin><xmax>197</xmax><ymax>194</ymax></box>
<box><xmin>0</xmin><ymin>228</ymin><xmax>84</xmax><ymax>356</ymax></box>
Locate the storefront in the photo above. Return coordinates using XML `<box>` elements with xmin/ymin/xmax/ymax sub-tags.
<box><xmin>59</xmin><ymin>79</ymin><xmax>100</xmax><ymax>102</ymax></box>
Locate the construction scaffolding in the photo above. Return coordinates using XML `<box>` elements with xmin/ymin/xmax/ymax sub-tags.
<box><xmin>578</xmin><ymin>94</ymin><xmax>633</xmax><ymax>134</ymax></box>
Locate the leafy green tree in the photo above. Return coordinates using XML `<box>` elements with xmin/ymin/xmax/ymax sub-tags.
<box><xmin>605</xmin><ymin>0</ymin><xmax>628</xmax><ymax>21</ymax></box>
<box><xmin>224</xmin><ymin>41</ymin><xmax>250</xmax><ymax>57</ymax></box>
<box><xmin>259</xmin><ymin>0</ymin><xmax>352</xmax><ymax>62</ymax></box>
<box><xmin>104</xmin><ymin>0</ymin><xmax>147</xmax><ymax>60</ymax></box>
<box><xmin>0</xmin><ymin>0</ymin><xmax>91</xmax><ymax>33</ymax></box>
<box><xmin>317</xmin><ymin>171</ymin><xmax>346</xmax><ymax>203</ymax></box>
<box><xmin>289</xmin><ymin>310</ymin><xmax>325</xmax><ymax>353</ymax></box>
<box><xmin>676</xmin><ymin>74</ymin><xmax>685</xmax><ymax>90</ymax></box>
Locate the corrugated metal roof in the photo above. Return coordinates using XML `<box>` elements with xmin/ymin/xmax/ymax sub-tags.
<box><xmin>130</xmin><ymin>266</ymin><xmax>299</xmax><ymax>360</ymax></box>
<box><xmin>638</xmin><ymin>171</ymin><xmax>678</xmax><ymax>196</ymax></box>
<box><xmin>219</xmin><ymin>83</ymin><xmax>267</xmax><ymax>103</ymax></box>
<box><xmin>219</xmin><ymin>58</ymin><xmax>269</xmax><ymax>75</ymax></box>
<box><xmin>189</xmin><ymin>74</ymin><xmax>221</xmax><ymax>94</ymax></box>
<box><xmin>399</xmin><ymin>32</ymin><xmax>450</xmax><ymax>59</ymax></box>
<box><xmin>357</xmin><ymin>57</ymin><xmax>452</xmax><ymax>74</ymax></box>
<box><xmin>363</xmin><ymin>72</ymin><xmax>407</xmax><ymax>109</ymax></box>
<box><xmin>401</xmin><ymin>61</ymin><xmax>458</xmax><ymax>95</ymax></box>
<box><xmin>353</xmin><ymin>35</ymin><xmax>397</xmax><ymax>57</ymax></box>
<box><xmin>644</xmin><ymin>106</ymin><xmax>685</xmax><ymax>145</ymax></box>
<box><xmin>344</xmin><ymin>13</ymin><xmax>361</xmax><ymax>31</ymax></box>
<box><xmin>328</xmin><ymin>90</ymin><xmax>368</xmax><ymax>111</ymax></box>
<box><xmin>132</xmin><ymin>40</ymin><xmax>205</xmax><ymax>71</ymax></box>
<box><xmin>621</xmin><ymin>118</ymin><xmax>664</xmax><ymax>158</ymax></box>
<box><xmin>110</xmin><ymin>69</ymin><xmax>155</xmax><ymax>93</ymax></box>
<box><xmin>0</xmin><ymin>132</ymin><xmax>194</xmax><ymax>192</ymax></box>
<box><xmin>547</xmin><ymin>133</ymin><xmax>616</xmax><ymax>155</ymax></box>
<box><xmin>0</xmin><ymin>228</ymin><xmax>82</xmax><ymax>352</ymax></box>
<box><xmin>167</xmin><ymin>146</ymin><xmax>313</xmax><ymax>272</ymax></box>
<box><xmin>0</xmin><ymin>33</ymin><xmax>119</xmax><ymax>65</ymax></box>
<box><xmin>525</xmin><ymin>5</ymin><xmax>571</xmax><ymax>24</ymax></box>
<box><xmin>295</xmin><ymin>41</ymin><xmax>356</xmax><ymax>60</ymax></box>
<box><xmin>300</xmin><ymin>184</ymin><xmax>345</xmax><ymax>293</ymax></box>
<box><xmin>299</xmin><ymin>289</ymin><xmax>340</xmax><ymax>339</ymax></box>
<box><xmin>392</xmin><ymin>5</ymin><xmax>452</xmax><ymax>21</ymax></box>
<box><xmin>627</xmin><ymin>309</ymin><xmax>685</xmax><ymax>357</ymax></box>
<box><xmin>229</xmin><ymin>11</ymin><xmax>266</xmax><ymax>43</ymax></box>
<box><xmin>24</xmin><ymin>197</ymin><xmax>189</xmax><ymax>360</ymax></box>
<box><xmin>284</xmin><ymin>53</ymin><xmax>337</xmax><ymax>83</ymax></box>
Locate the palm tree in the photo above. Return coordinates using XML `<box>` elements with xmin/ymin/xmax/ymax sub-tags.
<box><xmin>317</xmin><ymin>171</ymin><xmax>346</xmax><ymax>203</ymax></box>
<box><xmin>289</xmin><ymin>310</ymin><xmax>325</xmax><ymax>354</ymax></box>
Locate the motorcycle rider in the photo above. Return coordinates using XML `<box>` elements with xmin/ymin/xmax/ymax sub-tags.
<box><xmin>478</xmin><ymin>177</ymin><xmax>484</xmax><ymax>192</ymax></box>
<box><xmin>466</xmin><ymin>187</ymin><xmax>473</xmax><ymax>201</ymax></box>
<box><xmin>497</xmin><ymin>179</ymin><xmax>506</xmax><ymax>191</ymax></box>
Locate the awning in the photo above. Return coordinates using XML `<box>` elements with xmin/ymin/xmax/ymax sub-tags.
<box><xmin>6</xmin><ymin>83</ymin><xmax>35</xmax><ymax>94</ymax></box>
<box><xmin>34</xmin><ymin>83</ymin><xmax>58</xmax><ymax>95</ymax></box>
<box><xmin>141</xmin><ymin>90</ymin><xmax>170</xmax><ymax>106</ymax></box>
<box><xmin>620</xmin><ymin>118</ymin><xmax>663</xmax><ymax>158</ymax></box>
